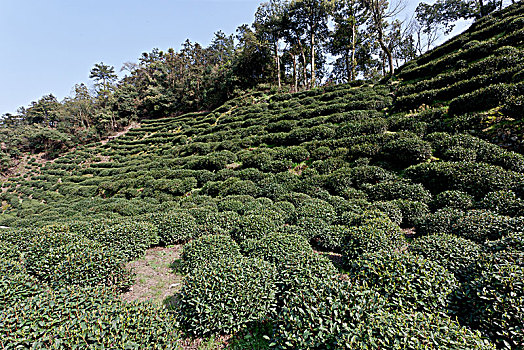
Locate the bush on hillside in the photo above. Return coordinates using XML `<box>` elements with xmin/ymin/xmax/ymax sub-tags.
<box><xmin>336</xmin><ymin>310</ymin><xmax>495</xmax><ymax>350</ymax></box>
<box><xmin>409</xmin><ymin>234</ymin><xmax>483</xmax><ymax>281</ymax></box>
<box><xmin>232</xmin><ymin>214</ymin><xmax>281</xmax><ymax>242</ymax></box>
<box><xmin>24</xmin><ymin>230</ymin><xmax>132</xmax><ymax>289</ymax></box>
<box><xmin>382</xmin><ymin>137</ymin><xmax>432</xmax><ymax>167</ymax></box>
<box><xmin>363</xmin><ymin>181</ymin><xmax>432</xmax><ymax>203</ymax></box>
<box><xmin>0</xmin><ymin>286</ymin><xmax>180</xmax><ymax>349</ymax></box>
<box><xmin>478</xmin><ymin>190</ymin><xmax>524</xmax><ymax>216</ymax></box>
<box><xmin>146</xmin><ymin>211</ymin><xmax>198</xmax><ymax>245</ymax></box>
<box><xmin>342</xmin><ymin>212</ymin><xmax>405</xmax><ymax>261</ymax></box>
<box><xmin>349</xmin><ymin>251</ymin><xmax>458</xmax><ymax>314</ymax></box>
<box><xmin>0</xmin><ymin>260</ymin><xmax>43</xmax><ymax>311</ymax></box>
<box><xmin>431</xmin><ymin>190</ymin><xmax>475</xmax><ymax>210</ymax></box>
<box><xmin>177</xmin><ymin>257</ymin><xmax>277</xmax><ymax>336</ymax></box>
<box><xmin>181</xmin><ymin>234</ymin><xmax>241</xmax><ymax>273</ymax></box>
<box><xmin>244</xmin><ymin>232</ymin><xmax>313</xmax><ymax>265</ymax></box>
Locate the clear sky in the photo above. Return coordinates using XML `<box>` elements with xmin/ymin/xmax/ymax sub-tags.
<box><xmin>0</xmin><ymin>0</ymin><xmax>468</xmax><ymax>115</ymax></box>
<box><xmin>0</xmin><ymin>0</ymin><xmax>262</xmax><ymax>115</ymax></box>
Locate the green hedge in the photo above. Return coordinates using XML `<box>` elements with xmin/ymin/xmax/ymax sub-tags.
<box><xmin>24</xmin><ymin>230</ymin><xmax>132</xmax><ymax>289</ymax></box>
<box><xmin>349</xmin><ymin>251</ymin><xmax>458</xmax><ymax>313</ymax></box>
<box><xmin>177</xmin><ymin>256</ymin><xmax>277</xmax><ymax>336</ymax></box>
<box><xmin>409</xmin><ymin>234</ymin><xmax>483</xmax><ymax>281</ymax></box>
<box><xmin>244</xmin><ymin>232</ymin><xmax>313</xmax><ymax>265</ymax></box>
<box><xmin>0</xmin><ymin>286</ymin><xmax>180</xmax><ymax>349</ymax></box>
<box><xmin>181</xmin><ymin>234</ymin><xmax>241</xmax><ymax>273</ymax></box>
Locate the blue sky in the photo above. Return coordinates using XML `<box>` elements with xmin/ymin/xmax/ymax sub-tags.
<box><xmin>0</xmin><ymin>0</ymin><xmax>467</xmax><ymax>115</ymax></box>
<box><xmin>0</xmin><ymin>0</ymin><xmax>261</xmax><ymax>115</ymax></box>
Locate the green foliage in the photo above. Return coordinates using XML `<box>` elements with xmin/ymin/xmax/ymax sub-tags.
<box><xmin>342</xmin><ymin>211</ymin><xmax>406</xmax><ymax>261</ymax></box>
<box><xmin>244</xmin><ymin>232</ymin><xmax>313</xmax><ymax>265</ymax></box>
<box><xmin>349</xmin><ymin>251</ymin><xmax>458</xmax><ymax>313</ymax></box>
<box><xmin>382</xmin><ymin>136</ymin><xmax>432</xmax><ymax>167</ymax></box>
<box><xmin>336</xmin><ymin>310</ymin><xmax>495</xmax><ymax>349</ymax></box>
<box><xmin>0</xmin><ymin>286</ymin><xmax>180</xmax><ymax>349</ymax></box>
<box><xmin>146</xmin><ymin>211</ymin><xmax>198</xmax><ymax>245</ymax></box>
<box><xmin>0</xmin><ymin>260</ymin><xmax>43</xmax><ymax>311</ymax></box>
<box><xmin>232</xmin><ymin>214</ymin><xmax>281</xmax><ymax>242</ymax></box>
<box><xmin>177</xmin><ymin>257</ymin><xmax>277</xmax><ymax>336</ymax></box>
<box><xmin>432</xmin><ymin>190</ymin><xmax>474</xmax><ymax>210</ymax></box>
<box><xmin>24</xmin><ymin>229</ymin><xmax>132</xmax><ymax>289</ymax></box>
<box><xmin>409</xmin><ymin>234</ymin><xmax>483</xmax><ymax>281</ymax></box>
<box><xmin>181</xmin><ymin>234</ymin><xmax>241</xmax><ymax>273</ymax></box>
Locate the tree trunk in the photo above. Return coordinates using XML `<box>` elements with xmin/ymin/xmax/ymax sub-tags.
<box><xmin>292</xmin><ymin>54</ymin><xmax>298</xmax><ymax>92</ymax></box>
<box><xmin>311</xmin><ymin>32</ymin><xmax>316</xmax><ymax>88</ymax></box>
<box><xmin>298</xmin><ymin>40</ymin><xmax>308</xmax><ymax>89</ymax></box>
<box><xmin>274</xmin><ymin>43</ymin><xmax>281</xmax><ymax>89</ymax></box>
<box><xmin>378</xmin><ymin>31</ymin><xmax>393</xmax><ymax>78</ymax></box>
<box><xmin>350</xmin><ymin>21</ymin><xmax>356</xmax><ymax>81</ymax></box>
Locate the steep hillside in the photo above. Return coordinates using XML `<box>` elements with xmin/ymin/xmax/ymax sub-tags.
<box><xmin>395</xmin><ymin>2</ymin><xmax>524</xmax><ymax>150</ymax></box>
<box><xmin>1</xmin><ymin>3</ymin><xmax>523</xmax><ymax>349</ymax></box>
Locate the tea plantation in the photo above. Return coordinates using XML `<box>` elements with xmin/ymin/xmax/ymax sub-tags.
<box><xmin>1</xmin><ymin>2</ymin><xmax>523</xmax><ymax>349</ymax></box>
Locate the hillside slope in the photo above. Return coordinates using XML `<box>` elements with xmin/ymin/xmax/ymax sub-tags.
<box><xmin>1</xmin><ymin>2</ymin><xmax>523</xmax><ymax>349</ymax></box>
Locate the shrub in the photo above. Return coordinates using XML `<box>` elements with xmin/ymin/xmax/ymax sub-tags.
<box><xmin>313</xmin><ymin>224</ymin><xmax>348</xmax><ymax>252</ymax></box>
<box><xmin>24</xmin><ymin>230</ymin><xmax>132</xmax><ymax>289</ymax></box>
<box><xmin>382</xmin><ymin>137</ymin><xmax>432</xmax><ymax>167</ymax></box>
<box><xmin>181</xmin><ymin>234</ymin><xmax>241</xmax><ymax>273</ymax></box>
<box><xmin>405</xmin><ymin>161</ymin><xmax>523</xmax><ymax>199</ymax></box>
<box><xmin>272</xmin><ymin>278</ymin><xmax>385</xmax><ymax>349</ymax></box>
<box><xmin>294</xmin><ymin>198</ymin><xmax>336</xmax><ymax>223</ymax></box>
<box><xmin>82</xmin><ymin>220</ymin><xmax>159</xmax><ymax>261</ymax></box>
<box><xmin>432</xmin><ymin>190</ymin><xmax>474</xmax><ymax>210</ymax></box>
<box><xmin>478</xmin><ymin>190</ymin><xmax>524</xmax><ymax>216</ymax></box>
<box><xmin>244</xmin><ymin>232</ymin><xmax>313</xmax><ymax>265</ymax></box>
<box><xmin>371</xmin><ymin>201</ymin><xmax>403</xmax><ymax>225</ymax></box>
<box><xmin>0</xmin><ymin>260</ymin><xmax>43</xmax><ymax>311</ymax></box>
<box><xmin>348</xmin><ymin>165</ymin><xmax>396</xmax><ymax>188</ymax></box>
<box><xmin>390</xmin><ymin>199</ymin><xmax>430</xmax><ymax>227</ymax></box>
<box><xmin>0</xmin><ymin>286</ymin><xmax>180</xmax><ymax>349</ymax></box>
<box><xmin>197</xmin><ymin>210</ymin><xmax>241</xmax><ymax>235</ymax></box>
<box><xmin>409</xmin><ymin>234</ymin><xmax>483</xmax><ymax>281</ymax></box>
<box><xmin>417</xmin><ymin>209</ymin><xmax>521</xmax><ymax>242</ymax></box>
<box><xmin>232</xmin><ymin>214</ymin><xmax>281</xmax><ymax>242</ymax></box>
<box><xmin>177</xmin><ymin>257</ymin><xmax>277</xmax><ymax>336</ymax></box>
<box><xmin>349</xmin><ymin>251</ymin><xmax>458</xmax><ymax>314</ymax></box>
<box><xmin>146</xmin><ymin>211</ymin><xmax>198</xmax><ymax>245</ymax></box>
<box><xmin>363</xmin><ymin>181</ymin><xmax>432</xmax><ymax>203</ymax></box>
<box><xmin>337</xmin><ymin>310</ymin><xmax>495</xmax><ymax>349</ymax></box>
<box><xmin>342</xmin><ymin>212</ymin><xmax>405</xmax><ymax>261</ymax></box>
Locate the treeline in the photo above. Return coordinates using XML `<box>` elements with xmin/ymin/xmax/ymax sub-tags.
<box><xmin>0</xmin><ymin>0</ymin><xmax>509</xmax><ymax>168</ymax></box>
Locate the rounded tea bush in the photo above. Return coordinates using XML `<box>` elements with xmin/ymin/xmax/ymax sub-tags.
<box><xmin>181</xmin><ymin>234</ymin><xmax>241</xmax><ymax>273</ymax></box>
<box><xmin>431</xmin><ymin>190</ymin><xmax>474</xmax><ymax>210</ymax></box>
<box><xmin>336</xmin><ymin>310</ymin><xmax>495</xmax><ymax>349</ymax></box>
<box><xmin>0</xmin><ymin>286</ymin><xmax>180</xmax><ymax>349</ymax></box>
<box><xmin>24</xmin><ymin>231</ymin><xmax>132</xmax><ymax>289</ymax></box>
<box><xmin>272</xmin><ymin>278</ymin><xmax>386</xmax><ymax>349</ymax></box>
<box><xmin>349</xmin><ymin>251</ymin><xmax>458</xmax><ymax>314</ymax></box>
<box><xmin>0</xmin><ymin>259</ymin><xmax>43</xmax><ymax>311</ymax></box>
<box><xmin>342</xmin><ymin>213</ymin><xmax>405</xmax><ymax>261</ymax></box>
<box><xmin>244</xmin><ymin>232</ymin><xmax>313</xmax><ymax>265</ymax></box>
<box><xmin>409</xmin><ymin>234</ymin><xmax>483</xmax><ymax>281</ymax></box>
<box><xmin>177</xmin><ymin>256</ymin><xmax>277</xmax><ymax>336</ymax></box>
<box><xmin>146</xmin><ymin>210</ymin><xmax>198</xmax><ymax>245</ymax></box>
<box><xmin>232</xmin><ymin>214</ymin><xmax>280</xmax><ymax>242</ymax></box>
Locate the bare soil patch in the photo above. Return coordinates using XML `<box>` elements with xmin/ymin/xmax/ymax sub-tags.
<box><xmin>121</xmin><ymin>245</ymin><xmax>183</xmax><ymax>304</ymax></box>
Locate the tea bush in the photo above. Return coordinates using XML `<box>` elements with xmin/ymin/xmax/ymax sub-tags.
<box><xmin>24</xmin><ymin>230</ymin><xmax>132</xmax><ymax>289</ymax></box>
<box><xmin>232</xmin><ymin>214</ymin><xmax>281</xmax><ymax>242</ymax></box>
<box><xmin>349</xmin><ymin>251</ymin><xmax>458</xmax><ymax>313</ymax></box>
<box><xmin>177</xmin><ymin>256</ymin><xmax>277</xmax><ymax>336</ymax></box>
<box><xmin>336</xmin><ymin>310</ymin><xmax>495</xmax><ymax>349</ymax></box>
<box><xmin>146</xmin><ymin>210</ymin><xmax>198</xmax><ymax>245</ymax></box>
<box><xmin>181</xmin><ymin>234</ymin><xmax>241</xmax><ymax>272</ymax></box>
<box><xmin>409</xmin><ymin>234</ymin><xmax>483</xmax><ymax>281</ymax></box>
<box><xmin>0</xmin><ymin>286</ymin><xmax>180</xmax><ymax>349</ymax></box>
<box><xmin>431</xmin><ymin>190</ymin><xmax>475</xmax><ymax>210</ymax></box>
<box><xmin>244</xmin><ymin>232</ymin><xmax>313</xmax><ymax>265</ymax></box>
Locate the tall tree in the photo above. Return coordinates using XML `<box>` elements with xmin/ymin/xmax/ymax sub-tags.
<box><xmin>288</xmin><ymin>0</ymin><xmax>332</xmax><ymax>88</ymax></box>
<box><xmin>254</xmin><ymin>0</ymin><xmax>286</xmax><ymax>89</ymax></box>
<box><xmin>329</xmin><ymin>0</ymin><xmax>368</xmax><ymax>82</ymax></box>
<box><xmin>89</xmin><ymin>62</ymin><xmax>118</xmax><ymax>93</ymax></box>
<box><xmin>362</xmin><ymin>0</ymin><xmax>404</xmax><ymax>78</ymax></box>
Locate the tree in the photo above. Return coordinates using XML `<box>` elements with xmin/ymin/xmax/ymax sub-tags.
<box><xmin>62</xmin><ymin>84</ymin><xmax>95</xmax><ymax>129</ymax></box>
<box><xmin>255</xmin><ymin>0</ymin><xmax>286</xmax><ymax>89</ymax></box>
<box><xmin>89</xmin><ymin>62</ymin><xmax>118</xmax><ymax>93</ymax></box>
<box><xmin>329</xmin><ymin>0</ymin><xmax>368</xmax><ymax>82</ymax></box>
<box><xmin>288</xmin><ymin>0</ymin><xmax>333</xmax><ymax>88</ymax></box>
<box><xmin>415</xmin><ymin>0</ymin><xmax>504</xmax><ymax>37</ymax></box>
<box><xmin>362</xmin><ymin>0</ymin><xmax>404</xmax><ymax>79</ymax></box>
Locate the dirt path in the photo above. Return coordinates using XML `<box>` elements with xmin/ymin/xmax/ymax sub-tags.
<box><xmin>121</xmin><ymin>246</ymin><xmax>183</xmax><ymax>305</ymax></box>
